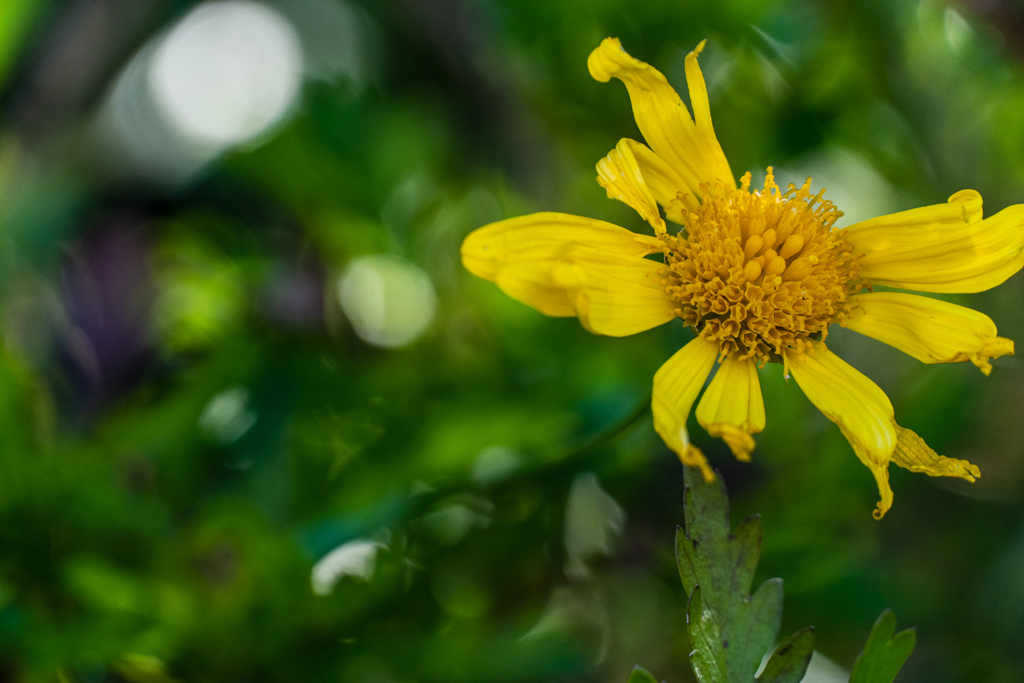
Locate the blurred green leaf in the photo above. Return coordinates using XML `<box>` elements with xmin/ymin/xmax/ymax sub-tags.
<box><xmin>0</xmin><ymin>0</ymin><xmax>42</xmax><ymax>87</ymax></box>
<box><xmin>849</xmin><ymin>610</ymin><xmax>916</xmax><ymax>683</ymax></box>
<box><xmin>757</xmin><ymin>626</ymin><xmax>814</xmax><ymax>683</ymax></box>
<box><xmin>113</xmin><ymin>653</ymin><xmax>180</xmax><ymax>683</ymax></box>
<box><xmin>628</xmin><ymin>664</ymin><xmax>659</xmax><ymax>683</ymax></box>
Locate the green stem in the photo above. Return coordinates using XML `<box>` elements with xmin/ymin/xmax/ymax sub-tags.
<box><xmin>411</xmin><ymin>392</ymin><xmax>653</xmax><ymax>513</ymax></box>
<box><xmin>563</xmin><ymin>392</ymin><xmax>652</xmax><ymax>459</ymax></box>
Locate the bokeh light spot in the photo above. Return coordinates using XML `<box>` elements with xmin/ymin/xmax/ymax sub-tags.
<box><xmin>338</xmin><ymin>254</ymin><xmax>437</xmax><ymax>348</ymax></box>
<box><xmin>198</xmin><ymin>386</ymin><xmax>257</xmax><ymax>445</ymax></box>
<box><xmin>311</xmin><ymin>539</ymin><xmax>384</xmax><ymax>596</ymax></box>
<box><xmin>148</xmin><ymin>1</ymin><xmax>303</xmax><ymax>147</ymax></box>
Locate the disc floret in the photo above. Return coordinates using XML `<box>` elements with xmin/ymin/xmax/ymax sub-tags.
<box><xmin>660</xmin><ymin>169</ymin><xmax>862</xmax><ymax>364</ymax></box>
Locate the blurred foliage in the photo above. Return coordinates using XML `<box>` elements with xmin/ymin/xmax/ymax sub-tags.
<box><xmin>0</xmin><ymin>0</ymin><xmax>1019</xmax><ymax>682</ymax></box>
<box><xmin>849</xmin><ymin>611</ymin><xmax>916</xmax><ymax>683</ymax></box>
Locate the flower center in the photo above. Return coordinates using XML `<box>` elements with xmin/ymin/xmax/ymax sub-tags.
<box><xmin>659</xmin><ymin>168</ymin><xmax>862</xmax><ymax>364</ymax></box>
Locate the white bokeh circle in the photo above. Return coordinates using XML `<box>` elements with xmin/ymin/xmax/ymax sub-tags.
<box><xmin>148</xmin><ymin>1</ymin><xmax>303</xmax><ymax>147</ymax></box>
<box><xmin>338</xmin><ymin>255</ymin><xmax>437</xmax><ymax>348</ymax></box>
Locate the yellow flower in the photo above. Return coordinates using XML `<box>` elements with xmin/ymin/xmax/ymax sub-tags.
<box><xmin>461</xmin><ymin>38</ymin><xmax>1024</xmax><ymax>518</ymax></box>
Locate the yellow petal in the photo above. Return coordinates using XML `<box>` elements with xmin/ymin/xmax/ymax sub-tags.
<box><xmin>695</xmin><ymin>356</ymin><xmax>765</xmax><ymax>462</ymax></box>
<box><xmin>785</xmin><ymin>344</ymin><xmax>896</xmax><ymax>519</ymax></box>
<box><xmin>620</xmin><ymin>139</ymin><xmax>690</xmax><ymax>224</ymax></box>
<box><xmin>587</xmin><ymin>38</ymin><xmax>734</xmax><ymax>210</ymax></box>
<box><xmin>461</xmin><ymin>213</ymin><xmax>675</xmax><ymax>335</ymax></box>
<box><xmin>847</xmin><ymin>190</ymin><xmax>1024</xmax><ymax>293</ymax></box>
<box><xmin>892</xmin><ymin>425</ymin><xmax>980</xmax><ymax>482</ymax></box>
<box><xmin>845</xmin><ymin>292</ymin><xmax>1014</xmax><ymax>375</ymax></box>
<box><xmin>550</xmin><ymin>247</ymin><xmax>677</xmax><ymax>336</ymax></box>
<box><xmin>596</xmin><ymin>139</ymin><xmax>666</xmax><ymax>234</ymax></box>
<box><xmin>652</xmin><ymin>335</ymin><xmax>719</xmax><ymax>481</ymax></box>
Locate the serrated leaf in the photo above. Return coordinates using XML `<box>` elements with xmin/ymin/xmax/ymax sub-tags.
<box><xmin>849</xmin><ymin>610</ymin><xmax>916</xmax><ymax>683</ymax></box>
<box><xmin>758</xmin><ymin>626</ymin><xmax>815</xmax><ymax>683</ymax></box>
<box><xmin>627</xmin><ymin>665</ymin><xmax>659</xmax><ymax>683</ymax></box>
<box><xmin>677</xmin><ymin>466</ymin><xmax>794</xmax><ymax>682</ymax></box>
<box><xmin>677</xmin><ymin>473</ymin><xmax>761</xmax><ymax>610</ymax></box>
<box><xmin>687</xmin><ymin>585</ymin><xmax>727</xmax><ymax>683</ymax></box>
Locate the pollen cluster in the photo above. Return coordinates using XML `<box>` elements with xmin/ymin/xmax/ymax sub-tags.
<box><xmin>660</xmin><ymin>169</ymin><xmax>862</xmax><ymax>365</ymax></box>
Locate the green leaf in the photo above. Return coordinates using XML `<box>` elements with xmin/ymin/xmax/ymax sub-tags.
<box><xmin>627</xmin><ymin>665</ymin><xmax>659</xmax><ymax>683</ymax></box>
<box><xmin>849</xmin><ymin>610</ymin><xmax>916</xmax><ymax>683</ymax></box>
<box><xmin>686</xmin><ymin>585</ymin><xmax>727</xmax><ymax>683</ymax></box>
<box><xmin>758</xmin><ymin>626</ymin><xmax>815</xmax><ymax>683</ymax></box>
<box><xmin>678</xmin><ymin>466</ymin><xmax>805</xmax><ymax>683</ymax></box>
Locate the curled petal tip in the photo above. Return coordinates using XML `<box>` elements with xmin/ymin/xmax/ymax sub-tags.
<box><xmin>947</xmin><ymin>189</ymin><xmax>983</xmax><ymax>222</ymax></box>
<box><xmin>870</xmin><ymin>467</ymin><xmax>895</xmax><ymax>520</ymax></box>
<box><xmin>974</xmin><ymin>337</ymin><xmax>1014</xmax><ymax>375</ymax></box>
<box><xmin>587</xmin><ymin>37</ymin><xmax>623</xmax><ymax>82</ymax></box>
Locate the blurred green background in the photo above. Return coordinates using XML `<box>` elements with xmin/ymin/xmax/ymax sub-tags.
<box><xmin>0</xmin><ymin>0</ymin><xmax>1022</xmax><ymax>681</ymax></box>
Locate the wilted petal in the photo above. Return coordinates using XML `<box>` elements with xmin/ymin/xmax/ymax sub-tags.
<box><xmin>892</xmin><ymin>426</ymin><xmax>980</xmax><ymax>482</ymax></box>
